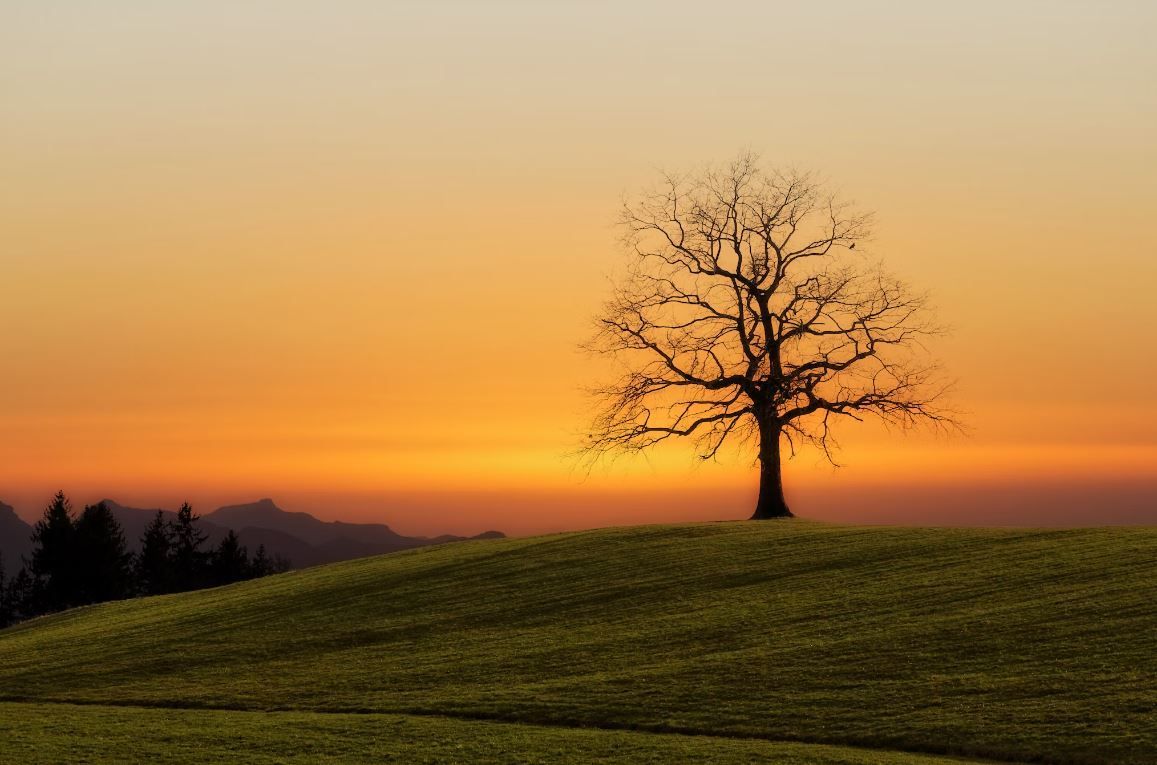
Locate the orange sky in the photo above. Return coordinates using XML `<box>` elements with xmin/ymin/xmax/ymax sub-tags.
<box><xmin>2</xmin><ymin>2</ymin><xmax>1155</xmax><ymax>534</ymax></box>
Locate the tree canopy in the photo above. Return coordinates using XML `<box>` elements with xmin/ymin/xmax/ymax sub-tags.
<box><xmin>584</xmin><ymin>154</ymin><xmax>954</xmax><ymax>518</ymax></box>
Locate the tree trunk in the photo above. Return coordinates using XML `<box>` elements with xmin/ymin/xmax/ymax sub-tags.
<box><xmin>750</xmin><ymin>417</ymin><xmax>793</xmax><ymax>519</ymax></box>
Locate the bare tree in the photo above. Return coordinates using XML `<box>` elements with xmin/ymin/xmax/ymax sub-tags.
<box><xmin>583</xmin><ymin>154</ymin><xmax>954</xmax><ymax>519</ymax></box>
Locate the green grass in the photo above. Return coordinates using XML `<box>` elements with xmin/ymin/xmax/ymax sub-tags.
<box><xmin>1</xmin><ymin>521</ymin><xmax>1154</xmax><ymax>764</ymax></box>
<box><xmin>0</xmin><ymin>702</ymin><xmax>991</xmax><ymax>764</ymax></box>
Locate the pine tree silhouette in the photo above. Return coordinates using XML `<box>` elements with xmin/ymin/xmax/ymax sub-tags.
<box><xmin>0</xmin><ymin>556</ymin><xmax>8</xmax><ymax>628</ymax></box>
<box><xmin>211</xmin><ymin>530</ymin><xmax>249</xmax><ymax>586</ymax></box>
<box><xmin>29</xmin><ymin>491</ymin><xmax>77</xmax><ymax>613</ymax></box>
<box><xmin>249</xmin><ymin>544</ymin><xmax>273</xmax><ymax>578</ymax></box>
<box><xmin>4</xmin><ymin>493</ymin><xmax>292</xmax><ymax>626</ymax></box>
<box><xmin>170</xmin><ymin>502</ymin><xmax>209</xmax><ymax>592</ymax></box>
<box><xmin>136</xmin><ymin>511</ymin><xmax>174</xmax><ymax>595</ymax></box>
<box><xmin>5</xmin><ymin>567</ymin><xmax>35</xmax><ymax>624</ymax></box>
<box><xmin>74</xmin><ymin>502</ymin><xmax>133</xmax><ymax>604</ymax></box>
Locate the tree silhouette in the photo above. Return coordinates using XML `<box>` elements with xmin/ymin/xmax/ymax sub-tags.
<box><xmin>584</xmin><ymin>154</ymin><xmax>954</xmax><ymax>519</ymax></box>
<box><xmin>248</xmin><ymin>544</ymin><xmax>273</xmax><ymax>578</ymax></box>
<box><xmin>29</xmin><ymin>491</ymin><xmax>78</xmax><ymax>611</ymax></box>
<box><xmin>169</xmin><ymin>502</ymin><xmax>209</xmax><ymax>591</ymax></box>
<box><xmin>136</xmin><ymin>511</ymin><xmax>173</xmax><ymax>595</ymax></box>
<box><xmin>210</xmin><ymin>530</ymin><xmax>249</xmax><ymax>586</ymax></box>
<box><xmin>74</xmin><ymin>502</ymin><xmax>133</xmax><ymax>604</ymax></box>
<box><xmin>0</xmin><ymin>556</ymin><xmax>8</xmax><ymax>628</ymax></box>
<box><xmin>1</xmin><ymin>494</ymin><xmax>286</xmax><ymax>628</ymax></box>
<box><xmin>3</xmin><ymin>567</ymin><xmax>34</xmax><ymax>625</ymax></box>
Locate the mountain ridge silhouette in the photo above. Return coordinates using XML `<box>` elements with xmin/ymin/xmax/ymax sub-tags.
<box><xmin>0</xmin><ymin>501</ymin><xmax>33</xmax><ymax>575</ymax></box>
<box><xmin>0</xmin><ymin>497</ymin><xmax>503</xmax><ymax>571</ymax></box>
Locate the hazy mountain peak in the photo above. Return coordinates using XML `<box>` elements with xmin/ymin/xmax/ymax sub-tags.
<box><xmin>205</xmin><ymin>500</ymin><xmax>346</xmax><ymax>545</ymax></box>
<box><xmin>210</xmin><ymin>499</ymin><xmax>314</xmax><ymax>525</ymax></box>
<box><xmin>99</xmin><ymin>498</ymin><xmax>172</xmax><ymax>520</ymax></box>
<box><xmin>202</xmin><ymin>499</ymin><xmax>477</xmax><ymax>552</ymax></box>
<box><xmin>1</xmin><ymin>500</ymin><xmax>29</xmax><ymax>528</ymax></box>
<box><xmin>215</xmin><ymin>498</ymin><xmax>287</xmax><ymax>514</ymax></box>
<box><xmin>0</xmin><ymin>500</ymin><xmax>34</xmax><ymax>573</ymax></box>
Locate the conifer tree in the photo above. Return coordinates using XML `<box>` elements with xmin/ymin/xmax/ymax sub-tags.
<box><xmin>211</xmin><ymin>530</ymin><xmax>249</xmax><ymax>586</ymax></box>
<box><xmin>5</xmin><ymin>567</ymin><xmax>35</xmax><ymax>624</ymax></box>
<box><xmin>136</xmin><ymin>511</ymin><xmax>174</xmax><ymax>595</ymax></box>
<box><xmin>29</xmin><ymin>491</ymin><xmax>77</xmax><ymax>612</ymax></box>
<box><xmin>0</xmin><ymin>556</ymin><xmax>8</xmax><ymax>628</ymax></box>
<box><xmin>169</xmin><ymin>502</ymin><xmax>209</xmax><ymax>592</ymax></box>
<box><xmin>74</xmin><ymin>502</ymin><xmax>133</xmax><ymax>604</ymax></box>
<box><xmin>248</xmin><ymin>544</ymin><xmax>273</xmax><ymax>579</ymax></box>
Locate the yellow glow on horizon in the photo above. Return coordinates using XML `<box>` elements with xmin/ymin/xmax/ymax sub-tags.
<box><xmin>2</xmin><ymin>1</ymin><xmax>1155</xmax><ymax>530</ymax></box>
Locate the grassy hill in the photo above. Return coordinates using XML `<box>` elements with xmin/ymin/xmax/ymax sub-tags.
<box><xmin>0</xmin><ymin>703</ymin><xmax>991</xmax><ymax>765</ymax></box>
<box><xmin>1</xmin><ymin>521</ymin><xmax>1154</xmax><ymax>764</ymax></box>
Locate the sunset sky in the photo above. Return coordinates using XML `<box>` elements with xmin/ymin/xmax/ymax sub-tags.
<box><xmin>2</xmin><ymin>1</ymin><xmax>1155</xmax><ymax>535</ymax></box>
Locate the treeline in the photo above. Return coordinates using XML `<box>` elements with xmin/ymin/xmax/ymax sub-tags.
<box><xmin>0</xmin><ymin>492</ymin><xmax>288</xmax><ymax>628</ymax></box>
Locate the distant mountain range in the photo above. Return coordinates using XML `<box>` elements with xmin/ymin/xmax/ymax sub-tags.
<box><xmin>0</xmin><ymin>498</ymin><xmax>502</xmax><ymax>574</ymax></box>
<box><xmin>0</xmin><ymin>501</ymin><xmax>33</xmax><ymax>575</ymax></box>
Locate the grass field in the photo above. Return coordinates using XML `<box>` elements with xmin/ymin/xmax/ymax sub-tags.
<box><xmin>0</xmin><ymin>702</ymin><xmax>996</xmax><ymax>764</ymax></box>
<box><xmin>1</xmin><ymin>521</ymin><xmax>1154</xmax><ymax>764</ymax></box>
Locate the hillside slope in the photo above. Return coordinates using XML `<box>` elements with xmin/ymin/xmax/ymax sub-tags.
<box><xmin>1</xmin><ymin>522</ymin><xmax>1154</xmax><ymax>764</ymax></box>
<box><xmin>0</xmin><ymin>702</ymin><xmax>986</xmax><ymax>765</ymax></box>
